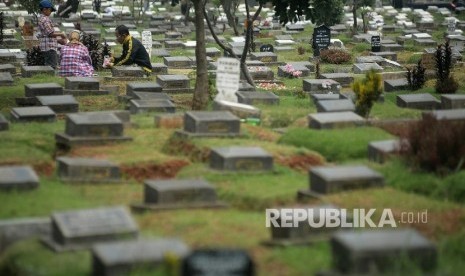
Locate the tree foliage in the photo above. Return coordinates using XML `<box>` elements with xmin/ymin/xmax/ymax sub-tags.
<box><xmin>312</xmin><ymin>0</ymin><xmax>344</xmax><ymax>26</ymax></box>
<box><xmin>271</xmin><ymin>0</ymin><xmax>314</xmax><ymax>25</ymax></box>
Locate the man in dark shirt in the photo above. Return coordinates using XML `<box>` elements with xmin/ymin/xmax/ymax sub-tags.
<box><xmin>109</xmin><ymin>25</ymin><xmax>152</xmax><ymax>74</ymax></box>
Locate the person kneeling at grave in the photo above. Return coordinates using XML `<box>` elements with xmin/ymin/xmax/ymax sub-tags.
<box><xmin>107</xmin><ymin>25</ymin><xmax>153</xmax><ymax>74</ymax></box>
<box><xmin>59</xmin><ymin>30</ymin><xmax>94</xmax><ymax>77</ymax></box>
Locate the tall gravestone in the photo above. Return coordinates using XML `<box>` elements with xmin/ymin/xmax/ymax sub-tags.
<box><xmin>371</xmin><ymin>35</ymin><xmax>381</xmax><ymax>52</ymax></box>
<box><xmin>312</xmin><ymin>25</ymin><xmax>331</xmax><ymax>57</ymax></box>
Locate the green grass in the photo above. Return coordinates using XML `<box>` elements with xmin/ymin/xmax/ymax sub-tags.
<box><xmin>279</xmin><ymin>127</ymin><xmax>394</xmax><ymax>162</ymax></box>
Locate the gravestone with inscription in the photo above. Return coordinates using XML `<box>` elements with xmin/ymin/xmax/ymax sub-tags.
<box><xmin>250</xmin><ymin>52</ymin><xmax>278</xmax><ymax>64</ymax></box>
<box><xmin>298</xmin><ymin>165</ymin><xmax>384</xmax><ymax>198</ymax></box>
<box><xmin>308</xmin><ymin>112</ymin><xmax>365</xmax><ymax>129</ymax></box>
<box><xmin>312</xmin><ymin>25</ymin><xmax>331</xmax><ymax>56</ymax></box>
<box><xmin>260</xmin><ymin>44</ymin><xmax>274</xmax><ymax>52</ymax></box>
<box><xmin>320</xmin><ymin>73</ymin><xmax>353</xmax><ymax>87</ymax></box>
<box><xmin>176</xmin><ymin>111</ymin><xmax>241</xmax><ymax>138</ymax></box>
<box><xmin>92</xmin><ymin>239</ymin><xmax>190</xmax><ymax>276</ymax></box>
<box><xmin>0</xmin><ymin>166</ymin><xmax>39</xmax><ymax>190</ymax></box>
<box><xmin>36</xmin><ymin>95</ymin><xmax>79</xmax><ymax>113</ymax></box>
<box><xmin>111</xmin><ymin>66</ymin><xmax>145</xmax><ymax>78</ymax></box>
<box><xmin>55</xmin><ymin>112</ymin><xmax>132</xmax><ymax>148</ymax></box>
<box><xmin>129</xmin><ymin>99</ymin><xmax>175</xmax><ymax>114</ymax></box>
<box><xmin>156</xmin><ymin>74</ymin><xmax>190</xmax><ymax>93</ymax></box>
<box><xmin>25</xmin><ymin>83</ymin><xmax>63</xmax><ymax>97</ymax></box>
<box><xmin>64</xmin><ymin>77</ymin><xmax>109</xmax><ymax>96</ymax></box>
<box><xmin>163</xmin><ymin>56</ymin><xmax>192</xmax><ymax>69</ymax></box>
<box><xmin>371</xmin><ymin>35</ymin><xmax>381</xmax><ymax>52</ymax></box>
<box><xmin>210</xmin><ymin>146</ymin><xmax>273</xmax><ymax>171</ymax></box>
<box><xmin>56</xmin><ymin>157</ymin><xmax>121</xmax><ymax>183</ymax></box>
<box><xmin>42</xmin><ymin>206</ymin><xmax>138</xmax><ymax>251</ymax></box>
<box><xmin>316</xmin><ymin>99</ymin><xmax>356</xmax><ymax>113</ymax></box>
<box><xmin>329</xmin><ymin>229</ymin><xmax>437</xmax><ymax>274</ymax></box>
<box><xmin>10</xmin><ymin>106</ymin><xmax>56</xmax><ymax>123</ymax></box>
<box><xmin>303</xmin><ymin>79</ymin><xmax>341</xmax><ymax>94</ymax></box>
<box><xmin>182</xmin><ymin>249</ymin><xmax>254</xmax><ymax>276</ymax></box>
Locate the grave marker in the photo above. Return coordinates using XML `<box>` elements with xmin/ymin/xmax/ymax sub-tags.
<box><xmin>141</xmin><ymin>30</ymin><xmax>152</xmax><ymax>59</ymax></box>
<box><xmin>10</xmin><ymin>106</ymin><xmax>56</xmax><ymax>123</ymax></box>
<box><xmin>0</xmin><ymin>166</ymin><xmax>39</xmax><ymax>190</ymax></box>
<box><xmin>371</xmin><ymin>35</ymin><xmax>381</xmax><ymax>52</ymax></box>
<box><xmin>312</xmin><ymin>25</ymin><xmax>331</xmax><ymax>56</ymax></box>
<box><xmin>56</xmin><ymin>157</ymin><xmax>121</xmax><ymax>183</ymax></box>
<box><xmin>260</xmin><ymin>44</ymin><xmax>274</xmax><ymax>52</ymax></box>
<box><xmin>182</xmin><ymin>249</ymin><xmax>254</xmax><ymax>276</ymax></box>
<box><xmin>215</xmin><ymin>57</ymin><xmax>240</xmax><ymax>102</ymax></box>
<box><xmin>176</xmin><ymin>111</ymin><xmax>241</xmax><ymax>138</ymax></box>
<box><xmin>209</xmin><ymin>146</ymin><xmax>273</xmax><ymax>171</ymax></box>
<box><xmin>0</xmin><ymin>113</ymin><xmax>9</xmax><ymax>131</ymax></box>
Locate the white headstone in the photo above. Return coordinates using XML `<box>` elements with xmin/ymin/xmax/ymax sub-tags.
<box><xmin>141</xmin><ymin>31</ymin><xmax>152</xmax><ymax>59</ymax></box>
<box><xmin>215</xmin><ymin>58</ymin><xmax>241</xmax><ymax>103</ymax></box>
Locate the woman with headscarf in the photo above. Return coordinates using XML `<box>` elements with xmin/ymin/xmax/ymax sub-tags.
<box><xmin>59</xmin><ymin>30</ymin><xmax>94</xmax><ymax>77</ymax></box>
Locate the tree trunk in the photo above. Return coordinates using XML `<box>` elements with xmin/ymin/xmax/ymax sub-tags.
<box><xmin>192</xmin><ymin>0</ymin><xmax>209</xmax><ymax>110</ymax></box>
<box><xmin>352</xmin><ymin>4</ymin><xmax>357</xmax><ymax>33</ymax></box>
<box><xmin>222</xmin><ymin>0</ymin><xmax>239</xmax><ymax>36</ymax></box>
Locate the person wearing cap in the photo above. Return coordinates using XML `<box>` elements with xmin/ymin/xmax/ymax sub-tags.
<box><xmin>107</xmin><ymin>25</ymin><xmax>152</xmax><ymax>74</ymax></box>
<box><xmin>38</xmin><ymin>0</ymin><xmax>66</xmax><ymax>69</ymax></box>
<box><xmin>59</xmin><ymin>30</ymin><xmax>94</xmax><ymax>77</ymax></box>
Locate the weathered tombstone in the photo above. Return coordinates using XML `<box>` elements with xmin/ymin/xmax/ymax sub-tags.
<box><xmin>0</xmin><ymin>72</ymin><xmax>13</xmax><ymax>86</ymax></box>
<box><xmin>312</xmin><ymin>25</ymin><xmax>331</xmax><ymax>56</ymax></box>
<box><xmin>425</xmin><ymin>109</ymin><xmax>465</xmax><ymax>122</ymax></box>
<box><xmin>55</xmin><ymin>112</ymin><xmax>132</xmax><ymax>148</ymax></box>
<box><xmin>236</xmin><ymin>91</ymin><xmax>279</xmax><ymax>105</ymax></box>
<box><xmin>132</xmin><ymin>92</ymin><xmax>171</xmax><ymax>101</ymax></box>
<box><xmin>264</xmin><ymin>204</ymin><xmax>351</xmax><ymax>246</ymax></box>
<box><xmin>129</xmin><ymin>99</ymin><xmax>175</xmax><ymax>114</ymax></box>
<box><xmin>371</xmin><ymin>35</ymin><xmax>381</xmax><ymax>52</ymax></box>
<box><xmin>320</xmin><ymin>73</ymin><xmax>353</xmax><ymax>87</ymax></box>
<box><xmin>10</xmin><ymin>106</ymin><xmax>56</xmax><ymax>123</ymax></box>
<box><xmin>396</xmin><ymin>93</ymin><xmax>440</xmax><ymax>110</ymax></box>
<box><xmin>0</xmin><ymin>166</ymin><xmax>40</xmax><ymax>190</ymax></box>
<box><xmin>151</xmin><ymin>63</ymin><xmax>168</xmax><ymax>74</ymax></box>
<box><xmin>440</xmin><ymin>94</ymin><xmax>465</xmax><ymax>109</ymax></box>
<box><xmin>25</xmin><ymin>83</ymin><xmax>63</xmax><ymax>97</ymax></box>
<box><xmin>210</xmin><ymin>146</ymin><xmax>273</xmax><ymax>171</ymax></box>
<box><xmin>329</xmin><ymin>229</ymin><xmax>437</xmax><ymax>274</ymax></box>
<box><xmin>260</xmin><ymin>44</ymin><xmax>274</xmax><ymax>52</ymax></box>
<box><xmin>308</xmin><ymin>112</ymin><xmax>365</xmax><ymax>129</ymax></box>
<box><xmin>0</xmin><ymin>217</ymin><xmax>51</xmax><ymax>254</ymax></box>
<box><xmin>163</xmin><ymin>56</ymin><xmax>192</xmax><ymax>69</ymax></box>
<box><xmin>247</xmin><ymin>66</ymin><xmax>274</xmax><ymax>81</ymax></box>
<box><xmin>298</xmin><ymin>165</ymin><xmax>384</xmax><ymax>198</ymax></box>
<box><xmin>92</xmin><ymin>239</ymin><xmax>190</xmax><ymax>276</ymax></box>
<box><xmin>215</xmin><ymin>57</ymin><xmax>240</xmax><ymax>102</ymax></box>
<box><xmin>182</xmin><ymin>249</ymin><xmax>254</xmax><ymax>276</ymax></box>
<box><xmin>277</xmin><ymin>64</ymin><xmax>311</xmax><ymax>78</ymax></box>
<box><xmin>64</xmin><ymin>77</ymin><xmax>109</xmax><ymax>96</ymax></box>
<box><xmin>36</xmin><ymin>95</ymin><xmax>79</xmax><ymax>113</ymax></box>
<box><xmin>21</xmin><ymin>65</ymin><xmax>55</xmax><ymax>78</ymax></box>
<box><xmin>176</xmin><ymin>111</ymin><xmax>241</xmax><ymax>138</ymax></box>
<box><xmin>316</xmin><ymin>99</ymin><xmax>356</xmax><ymax>113</ymax></box>
<box><xmin>384</xmin><ymin>79</ymin><xmax>409</xmax><ymax>92</ymax></box>
<box><xmin>141</xmin><ymin>30</ymin><xmax>152</xmax><ymax>60</ymax></box>
<box><xmin>156</xmin><ymin>74</ymin><xmax>190</xmax><ymax>93</ymax></box>
<box><xmin>0</xmin><ymin>64</ymin><xmax>16</xmax><ymax>75</ymax></box>
<box><xmin>126</xmin><ymin>82</ymin><xmax>162</xmax><ymax>98</ymax></box>
<box><xmin>0</xmin><ymin>113</ymin><xmax>10</xmax><ymax>131</ymax></box>
<box><xmin>303</xmin><ymin>79</ymin><xmax>341</xmax><ymax>94</ymax></box>
<box><xmin>310</xmin><ymin>93</ymin><xmax>342</xmax><ymax>104</ymax></box>
<box><xmin>353</xmin><ymin>63</ymin><xmax>383</xmax><ymax>74</ymax></box>
<box><xmin>368</xmin><ymin>139</ymin><xmax>402</xmax><ymax>163</ymax></box>
<box><xmin>56</xmin><ymin>157</ymin><xmax>121</xmax><ymax>183</ymax></box>
<box><xmin>111</xmin><ymin>66</ymin><xmax>145</xmax><ymax>78</ymax></box>
<box><xmin>250</xmin><ymin>52</ymin><xmax>278</xmax><ymax>64</ymax></box>
<box><xmin>212</xmin><ymin>100</ymin><xmax>261</xmax><ymax>119</ymax></box>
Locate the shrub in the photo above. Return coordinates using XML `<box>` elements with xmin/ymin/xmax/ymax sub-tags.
<box><xmin>320</xmin><ymin>48</ymin><xmax>351</xmax><ymax>64</ymax></box>
<box><xmin>26</xmin><ymin>46</ymin><xmax>45</xmax><ymax>66</ymax></box>
<box><xmin>435</xmin><ymin>40</ymin><xmax>458</xmax><ymax>94</ymax></box>
<box><xmin>400</xmin><ymin>113</ymin><xmax>465</xmax><ymax>175</ymax></box>
<box><xmin>406</xmin><ymin>60</ymin><xmax>426</xmax><ymax>91</ymax></box>
<box><xmin>352</xmin><ymin>69</ymin><xmax>383</xmax><ymax>118</ymax></box>
<box><xmin>297</xmin><ymin>46</ymin><xmax>306</xmax><ymax>55</ymax></box>
<box><xmin>81</xmin><ymin>33</ymin><xmax>104</xmax><ymax>70</ymax></box>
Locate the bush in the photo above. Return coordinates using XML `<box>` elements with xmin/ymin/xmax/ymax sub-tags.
<box><xmin>320</xmin><ymin>48</ymin><xmax>351</xmax><ymax>64</ymax></box>
<box><xmin>400</xmin><ymin>114</ymin><xmax>465</xmax><ymax>175</ymax></box>
<box><xmin>26</xmin><ymin>46</ymin><xmax>45</xmax><ymax>66</ymax></box>
<box><xmin>81</xmin><ymin>33</ymin><xmax>104</xmax><ymax>70</ymax></box>
<box><xmin>406</xmin><ymin>60</ymin><xmax>426</xmax><ymax>91</ymax></box>
<box><xmin>435</xmin><ymin>40</ymin><xmax>458</xmax><ymax>94</ymax></box>
<box><xmin>352</xmin><ymin>69</ymin><xmax>383</xmax><ymax>118</ymax></box>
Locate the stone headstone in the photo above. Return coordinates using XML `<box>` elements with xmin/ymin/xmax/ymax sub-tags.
<box><xmin>250</xmin><ymin>52</ymin><xmax>278</xmax><ymax>63</ymax></box>
<box><xmin>21</xmin><ymin>65</ymin><xmax>55</xmax><ymax>78</ymax></box>
<box><xmin>43</xmin><ymin>206</ymin><xmax>138</xmax><ymax>251</ymax></box>
<box><xmin>277</xmin><ymin>64</ymin><xmax>311</xmax><ymax>78</ymax></box>
<box><xmin>371</xmin><ymin>35</ymin><xmax>381</xmax><ymax>52</ymax></box>
<box><xmin>126</xmin><ymin>82</ymin><xmax>162</xmax><ymax>98</ymax></box>
<box><xmin>65</xmin><ymin>77</ymin><xmax>99</xmax><ymax>90</ymax></box>
<box><xmin>330</xmin><ymin>229</ymin><xmax>437</xmax><ymax>274</ymax></box>
<box><xmin>236</xmin><ymin>91</ymin><xmax>279</xmax><ymax>105</ymax></box>
<box><xmin>129</xmin><ymin>99</ymin><xmax>175</xmax><ymax>114</ymax></box>
<box><xmin>0</xmin><ymin>64</ymin><xmax>16</xmax><ymax>75</ymax></box>
<box><xmin>92</xmin><ymin>239</ymin><xmax>190</xmax><ymax>276</ymax></box>
<box><xmin>303</xmin><ymin>79</ymin><xmax>341</xmax><ymax>94</ymax></box>
<box><xmin>56</xmin><ymin>157</ymin><xmax>121</xmax><ymax>183</ymax></box>
<box><xmin>320</xmin><ymin>73</ymin><xmax>353</xmax><ymax>87</ymax></box>
<box><xmin>163</xmin><ymin>56</ymin><xmax>192</xmax><ymax>68</ymax></box>
<box><xmin>10</xmin><ymin>106</ymin><xmax>56</xmax><ymax>123</ymax></box>
<box><xmin>308</xmin><ymin>112</ymin><xmax>365</xmax><ymax>129</ymax></box>
<box><xmin>24</xmin><ymin>83</ymin><xmax>63</xmax><ymax>97</ymax></box>
<box><xmin>396</xmin><ymin>93</ymin><xmax>440</xmax><ymax>110</ymax></box>
<box><xmin>210</xmin><ymin>146</ymin><xmax>273</xmax><ymax>171</ymax></box>
<box><xmin>440</xmin><ymin>94</ymin><xmax>465</xmax><ymax>109</ymax></box>
<box><xmin>368</xmin><ymin>139</ymin><xmax>402</xmax><ymax>163</ymax></box>
<box><xmin>111</xmin><ymin>66</ymin><xmax>145</xmax><ymax>78</ymax></box>
<box><xmin>312</xmin><ymin>25</ymin><xmax>331</xmax><ymax>56</ymax></box>
<box><xmin>310</xmin><ymin>93</ymin><xmax>342</xmax><ymax>104</ymax></box>
<box><xmin>247</xmin><ymin>66</ymin><xmax>274</xmax><ymax>81</ymax></box>
<box><xmin>353</xmin><ymin>63</ymin><xmax>384</xmax><ymax>74</ymax></box>
<box><xmin>182</xmin><ymin>249</ymin><xmax>254</xmax><ymax>276</ymax></box>
<box><xmin>177</xmin><ymin>111</ymin><xmax>240</xmax><ymax>138</ymax></box>
<box><xmin>212</xmin><ymin>100</ymin><xmax>261</xmax><ymax>119</ymax></box>
<box><xmin>151</xmin><ymin>63</ymin><xmax>168</xmax><ymax>74</ymax></box>
<box><xmin>300</xmin><ymin>165</ymin><xmax>384</xmax><ymax>196</ymax></box>
<box><xmin>36</xmin><ymin>95</ymin><xmax>79</xmax><ymax>113</ymax></box>
<box><xmin>0</xmin><ymin>113</ymin><xmax>9</xmax><ymax>131</ymax></box>
<box><xmin>425</xmin><ymin>109</ymin><xmax>465</xmax><ymax>122</ymax></box>
<box><xmin>316</xmin><ymin>99</ymin><xmax>356</xmax><ymax>113</ymax></box>
<box><xmin>0</xmin><ymin>217</ymin><xmax>51</xmax><ymax>254</ymax></box>
<box><xmin>260</xmin><ymin>44</ymin><xmax>274</xmax><ymax>52</ymax></box>
<box><xmin>156</xmin><ymin>74</ymin><xmax>190</xmax><ymax>93</ymax></box>
<box><xmin>0</xmin><ymin>72</ymin><xmax>13</xmax><ymax>86</ymax></box>
<box><xmin>384</xmin><ymin>79</ymin><xmax>408</xmax><ymax>92</ymax></box>
<box><xmin>0</xmin><ymin>166</ymin><xmax>39</xmax><ymax>190</ymax></box>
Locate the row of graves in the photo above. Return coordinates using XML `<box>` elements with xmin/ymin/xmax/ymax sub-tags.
<box><xmin>0</xmin><ymin>3</ymin><xmax>464</xmax><ymax>275</ymax></box>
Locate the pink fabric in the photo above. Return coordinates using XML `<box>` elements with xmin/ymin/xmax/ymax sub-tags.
<box><xmin>59</xmin><ymin>43</ymin><xmax>94</xmax><ymax>77</ymax></box>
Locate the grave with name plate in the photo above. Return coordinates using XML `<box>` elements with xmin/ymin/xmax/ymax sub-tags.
<box><xmin>64</xmin><ymin>77</ymin><xmax>110</xmax><ymax>96</ymax></box>
<box><xmin>396</xmin><ymin>93</ymin><xmax>440</xmax><ymax>110</ymax></box>
<box><xmin>236</xmin><ymin>91</ymin><xmax>279</xmax><ymax>105</ymax></box>
<box><xmin>324</xmin><ymin>229</ymin><xmax>437</xmax><ymax>275</ymax></box>
<box><xmin>263</xmin><ymin>204</ymin><xmax>351</xmax><ymax>246</ymax></box>
<box><xmin>0</xmin><ymin>64</ymin><xmax>16</xmax><ymax>75</ymax></box>
<box><xmin>55</xmin><ymin>112</ymin><xmax>132</xmax><ymax>149</ymax></box>
<box><xmin>163</xmin><ymin>56</ymin><xmax>192</xmax><ymax>68</ymax></box>
<box><xmin>303</xmin><ymin>79</ymin><xmax>341</xmax><ymax>94</ymax></box>
<box><xmin>384</xmin><ymin>79</ymin><xmax>409</xmax><ymax>92</ymax></box>
<box><xmin>320</xmin><ymin>73</ymin><xmax>353</xmax><ymax>87</ymax></box>
<box><xmin>42</xmin><ymin>206</ymin><xmax>138</xmax><ymax>251</ymax></box>
<box><xmin>111</xmin><ymin>66</ymin><xmax>146</xmax><ymax>78</ymax></box>
<box><xmin>156</xmin><ymin>74</ymin><xmax>191</xmax><ymax>93</ymax></box>
<box><xmin>0</xmin><ymin>166</ymin><xmax>39</xmax><ymax>190</ymax></box>
<box><xmin>126</xmin><ymin>82</ymin><xmax>163</xmax><ymax>98</ymax></box>
<box><xmin>129</xmin><ymin>99</ymin><xmax>175</xmax><ymax>114</ymax></box>
<box><xmin>298</xmin><ymin>165</ymin><xmax>384</xmax><ymax>198</ymax></box>
<box><xmin>247</xmin><ymin>66</ymin><xmax>275</xmax><ymax>81</ymax></box>
<box><xmin>353</xmin><ymin>63</ymin><xmax>383</xmax><ymax>74</ymax></box>
<box><xmin>16</xmin><ymin>83</ymin><xmax>64</xmax><ymax>106</ymax></box>
<box><xmin>56</xmin><ymin>157</ymin><xmax>121</xmax><ymax>183</ymax></box>
<box><xmin>0</xmin><ymin>113</ymin><xmax>9</xmax><ymax>131</ymax></box>
<box><xmin>92</xmin><ymin>239</ymin><xmax>190</xmax><ymax>276</ymax></box>
<box><xmin>316</xmin><ymin>99</ymin><xmax>356</xmax><ymax>113</ymax></box>
<box><xmin>308</xmin><ymin>112</ymin><xmax>365</xmax><ymax>129</ymax></box>
<box><xmin>131</xmin><ymin>179</ymin><xmax>227</xmax><ymax>211</ymax></box>
<box><xmin>21</xmin><ymin>65</ymin><xmax>55</xmax><ymax>78</ymax></box>
<box><xmin>210</xmin><ymin>146</ymin><xmax>273</xmax><ymax>171</ymax></box>
<box><xmin>10</xmin><ymin>106</ymin><xmax>56</xmax><ymax>123</ymax></box>
<box><xmin>176</xmin><ymin>111</ymin><xmax>241</xmax><ymax>138</ymax></box>
<box><xmin>182</xmin><ymin>249</ymin><xmax>254</xmax><ymax>276</ymax></box>
<box><xmin>36</xmin><ymin>95</ymin><xmax>79</xmax><ymax>113</ymax></box>
<box><xmin>368</xmin><ymin>139</ymin><xmax>402</xmax><ymax>163</ymax></box>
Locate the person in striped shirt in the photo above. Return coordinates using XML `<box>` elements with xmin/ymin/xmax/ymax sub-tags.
<box><xmin>59</xmin><ymin>30</ymin><xmax>94</xmax><ymax>77</ymax></box>
<box><xmin>38</xmin><ymin>0</ymin><xmax>66</xmax><ymax>69</ymax></box>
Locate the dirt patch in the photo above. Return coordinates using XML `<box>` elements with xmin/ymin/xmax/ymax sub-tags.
<box><xmin>165</xmin><ymin>137</ymin><xmax>210</xmax><ymax>162</ymax></box>
<box><xmin>120</xmin><ymin>159</ymin><xmax>190</xmax><ymax>182</ymax></box>
<box><xmin>276</xmin><ymin>153</ymin><xmax>325</xmax><ymax>172</ymax></box>
<box><xmin>369</xmin><ymin>119</ymin><xmax>419</xmax><ymax>137</ymax></box>
<box><xmin>243</xmin><ymin>124</ymin><xmax>280</xmax><ymax>142</ymax></box>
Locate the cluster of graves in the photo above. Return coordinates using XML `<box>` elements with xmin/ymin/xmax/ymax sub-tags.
<box><xmin>0</xmin><ymin>1</ymin><xmax>464</xmax><ymax>274</ymax></box>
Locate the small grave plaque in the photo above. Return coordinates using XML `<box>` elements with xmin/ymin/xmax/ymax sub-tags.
<box><xmin>25</xmin><ymin>83</ymin><xmax>63</xmax><ymax>97</ymax></box>
<box><xmin>93</xmin><ymin>239</ymin><xmax>190</xmax><ymax>276</ymax></box>
<box><xmin>396</xmin><ymin>93</ymin><xmax>440</xmax><ymax>110</ymax></box>
<box><xmin>260</xmin><ymin>44</ymin><xmax>274</xmax><ymax>52</ymax></box>
<box><xmin>250</xmin><ymin>52</ymin><xmax>278</xmax><ymax>63</ymax></box>
<box><xmin>0</xmin><ymin>72</ymin><xmax>13</xmax><ymax>86</ymax></box>
<box><xmin>440</xmin><ymin>94</ymin><xmax>465</xmax><ymax>109</ymax></box>
<box><xmin>236</xmin><ymin>91</ymin><xmax>279</xmax><ymax>105</ymax></box>
<box><xmin>178</xmin><ymin>111</ymin><xmax>240</xmax><ymax>138</ymax></box>
<box><xmin>156</xmin><ymin>74</ymin><xmax>190</xmax><ymax>93</ymax></box>
<box><xmin>316</xmin><ymin>99</ymin><xmax>355</xmax><ymax>113</ymax></box>
<box><xmin>36</xmin><ymin>95</ymin><xmax>79</xmax><ymax>113</ymax></box>
<box><xmin>371</xmin><ymin>35</ymin><xmax>381</xmax><ymax>52</ymax></box>
<box><xmin>21</xmin><ymin>65</ymin><xmax>55</xmax><ymax>78</ymax></box>
<box><xmin>163</xmin><ymin>56</ymin><xmax>192</xmax><ymax>68</ymax></box>
<box><xmin>129</xmin><ymin>99</ymin><xmax>175</xmax><ymax>114</ymax></box>
<box><xmin>384</xmin><ymin>79</ymin><xmax>409</xmax><ymax>92</ymax></box>
<box><xmin>126</xmin><ymin>82</ymin><xmax>162</xmax><ymax>98</ymax></box>
<box><xmin>56</xmin><ymin>157</ymin><xmax>121</xmax><ymax>183</ymax></box>
<box><xmin>111</xmin><ymin>66</ymin><xmax>145</xmax><ymax>78</ymax></box>
<box><xmin>65</xmin><ymin>77</ymin><xmax>100</xmax><ymax>90</ymax></box>
<box><xmin>43</xmin><ymin>206</ymin><xmax>138</xmax><ymax>251</ymax></box>
<box><xmin>368</xmin><ymin>139</ymin><xmax>402</xmax><ymax>163</ymax></box>
<box><xmin>182</xmin><ymin>249</ymin><xmax>254</xmax><ymax>276</ymax></box>
<box><xmin>308</xmin><ymin>112</ymin><xmax>365</xmax><ymax>129</ymax></box>
<box><xmin>0</xmin><ymin>166</ymin><xmax>39</xmax><ymax>190</ymax></box>
<box><xmin>210</xmin><ymin>146</ymin><xmax>273</xmax><ymax>171</ymax></box>
<box><xmin>10</xmin><ymin>106</ymin><xmax>56</xmax><ymax>123</ymax></box>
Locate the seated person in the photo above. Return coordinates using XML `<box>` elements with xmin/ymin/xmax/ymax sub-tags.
<box><xmin>59</xmin><ymin>30</ymin><xmax>94</xmax><ymax>77</ymax></box>
<box><xmin>108</xmin><ymin>25</ymin><xmax>152</xmax><ymax>74</ymax></box>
